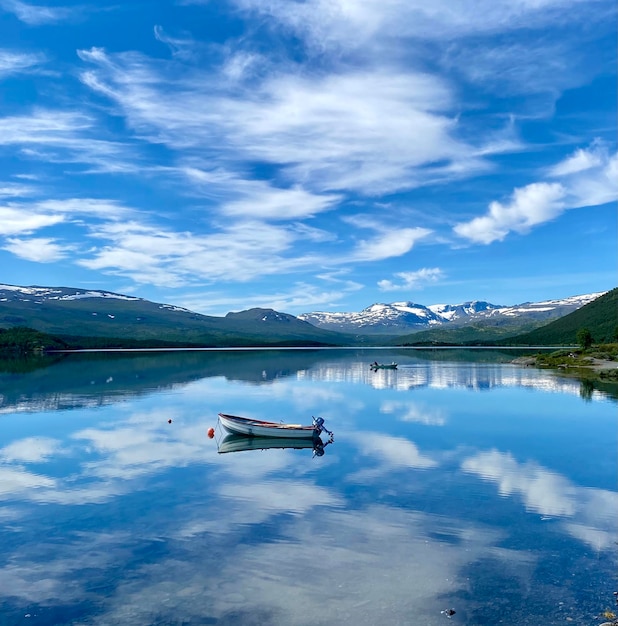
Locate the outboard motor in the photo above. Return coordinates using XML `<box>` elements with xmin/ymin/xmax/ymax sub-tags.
<box><xmin>312</xmin><ymin>416</ymin><xmax>334</xmax><ymax>441</ymax></box>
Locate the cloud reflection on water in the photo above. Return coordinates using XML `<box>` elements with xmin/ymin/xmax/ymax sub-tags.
<box><xmin>462</xmin><ymin>449</ymin><xmax>618</xmax><ymax>549</ymax></box>
<box><xmin>381</xmin><ymin>399</ymin><xmax>447</xmax><ymax>425</ymax></box>
<box><xmin>0</xmin><ymin>436</ymin><xmax>62</xmax><ymax>463</ymax></box>
<box><xmin>0</xmin><ymin>352</ymin><xmax>615</xmax><ymax>624</ymax></box>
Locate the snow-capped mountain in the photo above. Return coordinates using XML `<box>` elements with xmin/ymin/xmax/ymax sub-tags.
<box><xmin>299</xmin><ymin>292</ymin><xmax>606</xmax><ymax>335</ymax></box>
<box><xmin>0</xmin><ymin>283</ymin><xmax>346</xmax><ymax>344</ymax></box>
<box><xmin>0</xmin><ymin>284</ymin><xmax>141</xmax><ymax>303</ymax></box>
<box><xmin>0</xmin><ymin>284</ymin><xmax>195</xmax><ymax>313</ymax></box>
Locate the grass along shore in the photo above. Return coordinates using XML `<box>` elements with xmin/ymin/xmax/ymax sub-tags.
<box><xmin>513</xmin><ymin>344</ymin><xmax>618</xmax><ymax>381</ymax></box>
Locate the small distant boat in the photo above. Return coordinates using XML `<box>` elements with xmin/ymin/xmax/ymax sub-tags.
<box><xmin>370</xmin><ymin>362</ymin><xmax>398</xmax><ymax>370</ymax></box>
<box><xmin>218</xmin><ymin>412</ymin><xmax>332</xmax><ymax>440</ymax></box>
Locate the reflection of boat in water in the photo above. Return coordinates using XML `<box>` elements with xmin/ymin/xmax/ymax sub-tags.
<box><xmin>218</xmin><ymin>434</ymin><xmax>318</xmax><ymax>454</ymax></box>
<box><xmin>218</xmin><ymin>412</ymin><xmax>332</xmax><ymax>439</ymax></box>
<box><xmin>370</xmin><ymin>362</ymin><xmax>398</xmax><ymax>370</ymax></box>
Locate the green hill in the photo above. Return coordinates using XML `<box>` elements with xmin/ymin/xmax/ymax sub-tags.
<box><xmin>504</xmin><ymin>288</ymin><xmax>618</xmax><ymax>346</ymax></box>
<box><xmin>391</xmin><ymin>319</ymin><xmax>546</xmax><ymax>346</ymax></box>
<box><xmin>0</xmin><ymin>286</ymin><xmax>357</xmax><ymax>348</ymax></box>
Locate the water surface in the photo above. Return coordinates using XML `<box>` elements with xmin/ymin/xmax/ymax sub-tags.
<box><xmin>0</xmin><ymin>349</ymin><xmax>616</xmax><ymax>625</ymax></box>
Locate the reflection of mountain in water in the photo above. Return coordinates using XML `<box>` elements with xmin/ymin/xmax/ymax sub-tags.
<box><xmin>0</xmin><ymin>349</ymin><xmax>334</xmax><ymax>413</ymax></box>
<box><xmin>307</xmin><ymin>360</ymin><xmax>615</xmax><ymax>401</ymax></box>
<box><xmin>0</xmin><ymin>349</ymin><xmax>615</xmax><ymax>413</ymax></box>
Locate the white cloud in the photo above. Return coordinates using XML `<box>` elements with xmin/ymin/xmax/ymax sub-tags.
<box><xmin>548</xmin><ymin>142</ymin><xmax>608</xmax><ymax>177</ymax></box>
<box><xmin>0</xmin><ymin>182</ymin><xmax>35</xmax><ymax>197</ymax></box>
<box><xmin>378</xmin><ymin>267</ymin><xmax>444</xmax><ymax>291</ymax></box>
<box><xmin>181</xmin><ymin>167</ymin><xmax>341</xmax><ymax>220</ymax></box>
<box><xmin>454</xmin><ymin>182</ymin><xmax>566</xmax><ymax>244</ymax></box>
<box><xmin>179</xmin><ymin>278</ymin><xmax>363</xmax><ymax>316</ymax></box>
<box><xmin>221</xmin><ymin>185</ymin><xmax>341</xmax><ymax>220</ymax></box>
<box><xmin>77</xmin><ymin>47</ymin><xmax>494</xmax><ymax>196</ymax></box>
<box><xmin>34</xmin><ymin>198</ymin><xmax>134</xmax><ymax>219</ymax></box>
<box><xmin>554</xmin><ymin>148</ymin><xmax>618</xmax><ymax>209</ymax></box>
<box><xmin>235</xmin><ymin>0</ymin><xmax>611</xmax><ymax>49</ymax></box>
<box><xmin>0</xmin><ymin>198</ymin><xmax>133</xmax><ymax>238</ymax></box>
<box><xmin>0</xmin><ymin>109</ymin><xmax>139</xmax><ymax>173</ymax></box>
<box><xmin>77</xmin><ymin>220</ymin><xmax>300</xmax><ymax>287</ymax></box>
<box><xmin>354</xmin><ymin>227</ymin><xmax>432</xmax><ymax>261</ymax></box>
<box><xmin>1</xmin><ymin>0</ymin><xmax>71</xmax><ymax>25</ymax></box>
<box><xmin>0</xmin><ymin>49</ymin><xmax>45</xmax><ymax>75</ymax></box>
<box><xmin>2</xmin><ymin>237</ymin><xmax>72</xmax><ymax>262</ymax></box>
<box><xmin>454</xmin><ymin>146</ymin><xmax>618</xmax><ymax>245</ymax></box>
<box><xmin>0</xmin><ymin>205</ymin><xmax>65</xmax><ymax>235</ymax></box>
<box><xmin>153</xmin><ymin>25</ymin><xmax>196</xmax><ymax>60</ymax></box>
<box><xmin>0</xmin><ymin>110</ymin><xmax>90</xmax><ymax>143</ymax></box>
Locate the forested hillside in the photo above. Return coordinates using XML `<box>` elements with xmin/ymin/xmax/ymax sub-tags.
<box><xmin>505</xmin><ymin>288</ymin><xmax>617</xmax><ymax>345</ymax></box>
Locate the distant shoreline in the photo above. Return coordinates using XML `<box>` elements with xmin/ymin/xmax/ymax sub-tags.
<box><xmin>44</xmin><ymin>345</ymin><xmax>569</xmax><ymax>353</ymax></box>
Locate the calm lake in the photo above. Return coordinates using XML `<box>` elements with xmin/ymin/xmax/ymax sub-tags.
<box><xmin>0</xmin><ymin>348</ymin><xmax>616</xmax><ymax>625</ymax></box>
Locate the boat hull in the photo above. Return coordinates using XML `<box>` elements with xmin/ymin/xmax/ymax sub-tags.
<box><xmin>218</xmin><ymin>413</ymin><xmax>318</xmax><ymax>439</ymax></box>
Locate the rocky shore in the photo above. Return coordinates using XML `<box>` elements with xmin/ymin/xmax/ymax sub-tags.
<box><xmin>513</xmin><ymin>352</ymin><xmax>618</xmax><ymax>380</ymax></box>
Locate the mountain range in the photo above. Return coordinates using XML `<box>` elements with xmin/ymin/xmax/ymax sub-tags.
<box><xmin>0</xmin><ymin>284</ymin><xmax>350</xmax><ymax>347</ymax></box>
<box><xmin>0</xmin><ymin>283</ymin><xmax>608</xmax><ymax>347</ymax></box>
<box><xmin>298</xmin><ymin>292</ymin><xmax>605</xmax><ymax>335</ymax></box>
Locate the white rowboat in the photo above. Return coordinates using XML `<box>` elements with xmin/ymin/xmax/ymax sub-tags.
<box><xmin>218</xmin><ymin>413</ymin><xmax>329</xmax><ymax>439</ymax></box>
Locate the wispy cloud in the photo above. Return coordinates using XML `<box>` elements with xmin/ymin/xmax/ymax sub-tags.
<box><xmin>77</xmin><ymin>219</ymin><xmax>304</xmax><ymax>287</ymax></box>
<box><xmin>177</xmin><ymin>278</ymin><xmax>364</xmax><ymax>315</ymax></box>
<box><xmin>0</xmin><ymin>182</ymin><xmax>36</xmax><ymax>198</ymax></box>
<box><xmin>378</xmin><ymin>267</ymin><xmax>444</xmax><ymax>291</ymax></box>
<box><xmin>77</xmin><ymin>47</ymin><xmax>495</xmax><ymax>196</ymax></box>
<box><xmin>1</xmin><ymin>0</ymin><xmax>72</xmax><ymax>25</ymax></box>
<box><xmin>0</xmin><ymin>109</ymin><xmax>139</xmax><ymax>173</ymax></box>
<box><xmin>353</xmin><ymin>227</ymin><xmax>432</xmax><ymax>262</ymax></box>
<box><xmin>0</xmin><ymin>205</ymin><xmax>65</xmax><ymax>236</ymax></box>
<box><xmin>0</xmin><ymin>49</ymin><xmax>45</xmax><ymax>75</ymax></box>
<box><xmin>181</xmin><ymin>167</ymin><xmax>342</xmax><ymax>220</ymax></box>
<box><xmin>0</xmin><ymin>197</ymin><xmax>134</xmax><ymax>238</ymax></box>
<box><xmin>235</xmin><ymin>0</ymin><xmax>614</xmax><ymax>53</ymax></box>
<box><xmin>153</xmin><ymin>25</ymin><xmax>196</xmax><ymax>60</ymax></box>
<box><xmin>2</xmin><ymin>237</ymin><xmax>72</xmax><ymax>262</ymax></box>
<box><xmin>0</xmin><ymin>0</ymin><xmax>613</xmax><ymax>308</ymax></box>
<box><xmin>548</xmin><ymin>143</ymin><xmax>607</xmax><ymax>176</ymax></box>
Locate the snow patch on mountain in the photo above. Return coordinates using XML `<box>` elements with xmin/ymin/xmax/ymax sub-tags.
<box><xmin>299</xmin><ymin>292</ymin><xmax>606</xmax><ymax>334</ymax></box>
<box><xmin>0</xmin><ymin>284</ymin><xmax>141</xmax><ymax>302</ymax></box>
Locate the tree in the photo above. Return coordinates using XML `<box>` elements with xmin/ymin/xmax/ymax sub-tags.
<box><xmin>576</xmin><ymin>327</ymin><xmax>593</xmax><ymax>350</ymax></box>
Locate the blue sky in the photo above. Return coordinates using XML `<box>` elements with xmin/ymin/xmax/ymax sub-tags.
<box><xmin>0</xmin><ymin>0</ymin><xmax>615</xmax><ymax>316</ymax></box>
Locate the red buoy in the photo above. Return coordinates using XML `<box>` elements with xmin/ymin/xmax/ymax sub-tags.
<box><xmin>207</xmin><ymin>427</ymin><xmax>215</xmax><ymax>439</ymax></box>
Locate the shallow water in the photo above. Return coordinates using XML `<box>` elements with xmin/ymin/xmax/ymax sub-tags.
<box><xmin>0</xmin><ymin>349</ymin><xmax>616</xmax><ymax>625</ymax></box>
